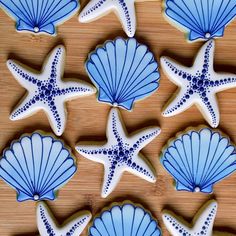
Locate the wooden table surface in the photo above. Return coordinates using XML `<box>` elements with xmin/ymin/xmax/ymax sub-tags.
<box><xmin>0</xmin><ymin>1</ymin><xmax>236</xmax><ymax>235</ymax></box>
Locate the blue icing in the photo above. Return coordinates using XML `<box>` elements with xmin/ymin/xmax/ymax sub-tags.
<box><xmin>0</xmin><ymin>132</ymin><xmax>77</xmax><ymax>202</ymax></box>
<box><xmin>164</xmin><ymin>0</ymin><xmax>236</xmax><ymax>41</ymax></box>
<box><xmin>161</xmin><ymin>128</ymin><xmax>236</xmax><ymax>194</ymax></box>
<box><xmin>0</xmin><ymin>0</ymin><xmax>79</xmax><ymax>35</ymax></box>
<box><xmin>86</xmin><ymin>38</ymin><xmax>160</xmax><ymax>111</ymax></box>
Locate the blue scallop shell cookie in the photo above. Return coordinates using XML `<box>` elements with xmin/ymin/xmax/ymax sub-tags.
<box><xmin>0</xmin><ymin>0</ymin><xmax>79</xmax><ymax>35</ymax></box>
<box><xmin>160</xmin><ymin>127</ymin><xmax>236</xmax><ymax>193</ymax></box>
<box><xmin>85</xmin><ymin>37</ymin><xmax>160</xmax><ymax>111</ymax></box>
<box><xmin>89</xmin><ymin>202</ymin><xmax>162</xmax><ymax>236</ymax></box>
<box><xmin>0</xmin><ymin>131</ymin><xmax>77</xmax><ymax>202</ymax></box>
<box><xmin>163</xmin><ymin>0</ymin><xmax>236</xmax><ymax>41</ymax></box>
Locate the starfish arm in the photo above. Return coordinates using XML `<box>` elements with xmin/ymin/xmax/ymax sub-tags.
<box><xmin>193</xmin><ymin>40</ymin><xmax>215</xmax><ymax>71</ymax></box>
<box><xmin>60</xmin><ymin>80</ymin><xmax>96</xmax><ymax>100</ymax></box>
<box><xmin>162</xmin><ymin>212</ymin><xmax>192</xmax><ymax>236</ymax></box>
<box><xmin>42</xmin><ymin>45</ymin><xmax>65</xmax><ymax>80</ymax></box>
<box><xmin>127</xmin><ymin>154</ymin><xmax>156</xmax><ymax>183</ymax></box>
<box><xmin>115</xmin><ymin>0</ymin><xmax>136</xmax><ymax>37</ymax></box>
<box><xmin>107</xmin><ymin>108</ymin><xmax>127</xmax><ymax>142</ymax></box>
<box><xmin>211</xmin><ymin>73</ymin><xmax>236</xmax><ymax>92</ymax></box>
<box><xmin>44</xmin><ymin>98</ymin><xmax>67</xmax><ymax>136</ymax></box>
<box><xmin>75</xmin><ymin>143</ymin><xmax>108</xmax><ymax>164</ymax></box>
<box><xmin>37</xmin><ymin>202</ymin><xmax>59</xmax><ymax>235</ymax></box>
<box><xmin>162</xmin><ymin>89</ymin><xmax>195</xmax><ymax>117</ymax></box>
<box><xmin>194</xmin><ymin>201</ymin><xmax>217</xmax><ymax>235</ymax></box>
<box><xmin>101</xmin><ymin>165</ymin><xmax>123</xmax><ymax>198</ymax></box>
<box><xmin>130</xmin><ymin>127</ymin><xmax>161</xmax><ymax>151</ymax></box>
<box><xmin>197</xmin><ymin>93</ymin><xmax>220</xmax><ymax>128</ymax></box>
<box><xmin>7</xmin><ymin>60</ymin><xmax>39</xmax><ymax>90</ymax></box>
<box><xmin>161</xmin><ymin>57</ymin><xmax>192</xmax><ymax>86</ymax></box>
<box><xmin>10</xmin><ymin>95</ymin><xmax>40</xmax><ymax>120</ymax></box>
<box><xmin>79</xmin><ymin>0</ymin><xmax>114</xmax><ymax>22</ymax></box>
<box><xmin>60</xmin><ymin>212</ymin><xmax>92</xmax><ymax>235</ymax></box>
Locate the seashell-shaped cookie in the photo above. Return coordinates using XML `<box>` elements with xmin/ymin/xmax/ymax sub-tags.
<box><xmin>86</xmin><ymin>37</ymin><xmax>160</xmax><ymax>110</ymax></box>
<box><xmin>163</xmin><ymin>0</ymin><xmax>236</xmax><ymax>41</ymax></box>
<box><xmin>0</xmin><ymin>132</ymin><xmax>77</xmax><ymax>202</ymax></box>
<box><xmin>0</xmin><ymin>0</ymin><xmax>79</xmax><ymax>35</ymax></box>
<box><xmin>160</xmin><ymin>127</ymin><xmax>236</xmax><ymax>193</ymax></box>
<box><xmin>89</xmin><ymin>202</ymin><xmax>161</xmax><ymax>236</ymax></box>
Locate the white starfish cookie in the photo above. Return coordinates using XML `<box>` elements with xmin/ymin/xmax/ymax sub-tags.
<box><xmin>79</xmin><ymin>0</ymin><xmax>142</xmax><ymax>37</ymax></box>
<box><xmin>163</xmin><ymin>200</ymin><xmax>218</xmax><ymax>236</ymax></box>
<box><xmin>7</xmin><ymin>46</ymin><xmax>96</xmax><ymax>136</ymax></box>
<box><xmin>76</xmin><ymin>108</ymin><xmax>160</xmax><ymax>198</ymax></box>
<box><xmin>37</xmin><ymin>202</ymin><xmax>92</xmax><ymax>236</ymax></box>
<box><xmin>161</xmin><ymin>40</ymin><xmax>236</xmax><ymax>128</ymax></box>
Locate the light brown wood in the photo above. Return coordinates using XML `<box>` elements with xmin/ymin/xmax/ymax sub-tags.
<box><xmin>0</xmin><ymin>1</ymin><xmax>236</xmax><ymax>235</ymax></box>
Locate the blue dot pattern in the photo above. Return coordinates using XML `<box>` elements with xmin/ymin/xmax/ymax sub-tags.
<box><xmin>9</xmin><ymin>47</ymin><xmax>92</xmax><ymax>134</ymax></box>
<box><xmin>164</xmin><ymin>204</ymin><xmax>217</xmax><ymax>236</ymax></box>
<box><xmin>78</xmin><ymin>111</ymin><xmax>157</xmax><ymax>195</ymax></box>
<box><xmin>80</xmin><ymin>0</ymin><xmax>133</xmax><ymax>35</ymax></box>
<box><xmin>163</xmin><ymin>40</ymin><xmax>236</xmax><ymax>127</ymax></box>
<box><xmin>39</xmin><ymin>205</ymin><xmax>89</xmax><ymax>236</ymax></box>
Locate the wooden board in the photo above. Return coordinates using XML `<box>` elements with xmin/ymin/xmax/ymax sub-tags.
<box><xmin>0</xmin><ymin>1</ymin><xmax>236</xmax><ymax>235</ymax></box>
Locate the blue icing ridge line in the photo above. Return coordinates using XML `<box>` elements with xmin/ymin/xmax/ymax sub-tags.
<box><xmin>7</xmin><ymin>45</ymin><xmax>95</xmax><ymax>136</ymax></box>
<box><xmin>76</xmin><ymin>108</ymin><xmax>161</xmax><ymax>198</ymax></box>
<box><xmin>161</xmin><ymin>40</ymin><xmax>236</xmax><ymax>128</ymax></box>
<box><xmin>0</xmin><ymin>0</ymin><xmax>79</xmax><ymax>35</ymax></box>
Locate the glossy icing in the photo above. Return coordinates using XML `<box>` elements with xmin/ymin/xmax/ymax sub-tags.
<box><xmin>7</xmin><ymin>45</ymin><xmax>95</xmax><ymax>136</ymax></box>
<box><xmin>86</xmin><ymin>37</ymin><xmax>160</xmax><ymax>110</ymax></box>
<box><xmin>160</xmin><ymin>127</ymin><xmax>236</xmax><ymax>193</ymax></box>
<box><xmin>76</xmin><ymin>108</ymin><xmax>160</xmax><ymax>198</ymax></box>
<box><xmin>37</xmin><ymin>202</ymin><xmax>91</xmax><ymax>236</ymax></box>
<box><xmin>162</xmin><ymin>40</ymin><xmax>236</xmax><ymax>128</ymax></box>
<box><xmin>89</xmin><ymin>202</ymin><xmax>161</xmax><ymax>236</ymax></box>
<box><xmin>163</xmin><ymin>200</ymin><xmax>218</xmax><ymax>236</ymax></box>
<box><xmin>164</xmin><ymin>0</ymin><xmax>236</xmax><ymax>41</ymax></box>
<box><xmin>79</xmin><ymin>0</ymin><xmax>143</xmax><ymax>37</ymax></box>
<box><xmin>0</xmin><ymin>0</ymin><xmax>79</xmax><ymax>35</ymax></box>
<box><xmin>0</xmin><ymin>132</ymin><xmax>77</xmax><ymax>202</ymax></box>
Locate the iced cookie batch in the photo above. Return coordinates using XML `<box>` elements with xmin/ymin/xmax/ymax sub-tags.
<box><xmin>0</xmin><ymin>0</ymin><xmax>236</xmax><ymax>235</ymax></box>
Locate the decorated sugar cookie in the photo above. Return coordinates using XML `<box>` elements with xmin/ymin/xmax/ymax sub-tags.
<box><xmin>0</xmin><ymin>0</ymin><xmax>79</xmax><ymax>35</ymax></box>
<box><xmin>79</xmin><ymin>0</ymin><xmax>150</xmax><ymax>37</ymax></box>
<box><xmin>7</xmin><ymin>45</ymin><xmax>95</xmax><ymax>136</ymax></box>
<box><xmin>163</xmin><ymin>200</ymin><xmax>218</xmax><ymax>236</ymax></box>
<box><xmin>163</xmin><ymin>0</ymin><xmax>236</xmax><ymax>42</ymax></box>
<box><xmin>160</xmin><ymin>127</ymin><xmax>236</xmax><ymax>193</ymax></box>
<box><xmin>86</xmin><ymin>38</ymin><xmax>160</xmax><ymax>110</ymax></box>
<box><xmin>37</xmin><ymin>202</ymin><xmax>91</xmax><ymax>236</ymax></box>
<box><xmin>161</xmin><ymin>40</ymin><xmax>236</xmax><ymax>128</ymax></box>
<box><xmin>90</xmin><ymin>202</ymin><xmax>161</xmax><ymax>236</ymax></box>
<box><xmin>0</xmin><ymin>132</ymin><xmax>77</xmax><ymax>202</ymax></box>
<box><xmin>76</xmin><ymin>108</ymin><xmax>160</xmax><ymax>198</ymax></box>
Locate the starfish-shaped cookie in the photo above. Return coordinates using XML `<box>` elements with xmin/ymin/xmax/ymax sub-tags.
<box><xmin>161</xmin><ymin>40</ymin><xmax>236</xmax><ymax>128</ymax></box>
<box><xmin>163</xmin><ymin>200</ymin><xmax>218</xmax><ymax>236</ymax></box>
<box><xmin>37</xmin><ymin>202</ymin><xmax>91</xmax><ymax>236</ymax></box>
<box><xmin>76</xmin><ymin>108</ymin><xmax>160</xmax><ymax>198</ymax></box>
<box><xmin>7</xmin><ymin>46</ymin><xmax>95</xmax><ymax>136</ymax></box>
<box><xmin>79</xmin><ymin>0</ymin><xmax>137</xmax><ymax>37</ymax></box>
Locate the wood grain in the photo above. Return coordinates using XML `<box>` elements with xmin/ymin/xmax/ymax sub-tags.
<box><xmin>0</xmin><ymin>1</ymin><xmax>236</xmax><ymax>235</ymax></box>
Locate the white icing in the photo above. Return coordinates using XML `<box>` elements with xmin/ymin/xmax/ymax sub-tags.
<box><xmin>7</xmin><ymin>45</ymin><xmax>95</xmax><ymax>136</ymax></box>
<box><xmin>161</xmin><ymin>40</ymin><xmax>236</xmax><ymax>128</ymax></box>
<box><xmin>79</xmin><ymin>0</ymin><xmax>136</xmax><ymax>37</ymax></box>
<box><xmin>76</xmin><ymin>108</ymin><xmax>160</xmax><ymax>198</ymax></box>
<box><xmin>37</xmin><ymin>202</ymin><xmax>92</xmax><ymax>236</ymax></box>
<box><xmin>163</xmin><ymin>200</ymin><xmax>218</xmax><ymax>236</ymax></box>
